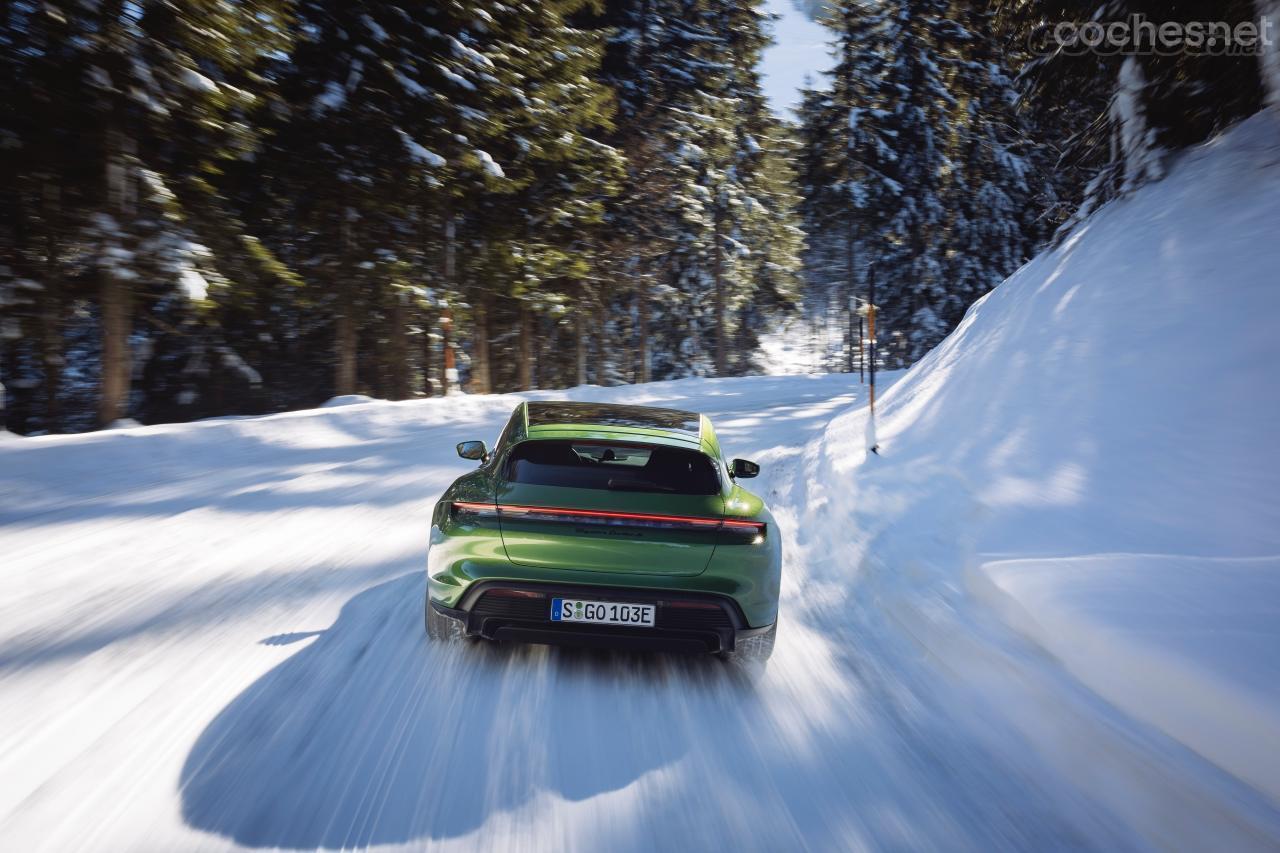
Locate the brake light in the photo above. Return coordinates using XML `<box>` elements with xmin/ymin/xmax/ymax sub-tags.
<box><xmin>451</xmin><ymin>501</ymin><xmax>499</xmax><ymax>521</ymax></box>
<box><xmin>720</xmin><ymin>518</ymin><xmax>767</xmax><ymax>543</ymax></box>
<box><xmin>474</xmin><ymin>502</ymin><xmax>765</xmax><ymax>540</ymax></box>
<box><xmin>497</xmin><ymin>504</ymin><xmax>720</xmax><ymax>527</ymax></box>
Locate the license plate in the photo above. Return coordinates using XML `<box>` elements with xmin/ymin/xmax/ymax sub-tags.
<box><xmin>551</xmin><ymin>598</ymin><xmax>655</xmax><ymax>627</ymax></box>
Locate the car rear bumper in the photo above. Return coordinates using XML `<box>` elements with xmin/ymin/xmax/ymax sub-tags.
<box><xmin>429</xmin><ymin>580</ymin><xmax>774</xmax><ymax>654</ymax></box>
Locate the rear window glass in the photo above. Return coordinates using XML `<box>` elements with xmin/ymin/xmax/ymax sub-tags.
<box><xmin>506</xmin><ymin>441</ymin><xmax>720</xmax><ymax>495</ymax></box>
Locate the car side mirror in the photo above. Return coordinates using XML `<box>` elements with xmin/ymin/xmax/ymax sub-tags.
<box><xmin>731</xmin><ymin>458</ymin><xmax>760</xmax><ymax>479</ymax></box>
<box><xmin>457</xmin><ymin>440</ymin><xmax>487</xmax><ymax>462</ymax></box>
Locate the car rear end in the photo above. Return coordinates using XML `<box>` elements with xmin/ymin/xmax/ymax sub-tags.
<box><xmin>437</xmin><ymin>581</ymin><xmax>767</xmax><ymax>654</ymax></box>
<box><xmin>426</xmin><ymin>402</ymin><xmax>780</xmax><ymax>656</ymax></box>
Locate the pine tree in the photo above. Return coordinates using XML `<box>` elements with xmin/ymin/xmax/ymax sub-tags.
<box><xmin>866</xmin><ymin>0</ymin><xmax>961</xmax><ymax>364</ymax></box>
<box><xmin>939</xmin><ymin>2</ymin><xmax>1038</xmax><ymax>330</ymax></box>
<box><xmin>1</xmin><ymin>0</ymin><xmax>293</xmax><ymax>428</ymax></box>
<box><xmin>997</xmin><ymin>0</ymin><xmax>1265</xmax><ymax>234</ymax></box>
<box><xmin>593</xmin><ymin>0</ymin><xmax>800</xmax><ymax>381</ymax></box>
<box><xmin>798</xmin><ymin>0</ymin><xmax>1046</xmax><ymax>368</ymax></box>
<box><xmin>255</xmin><ymin>1</ymin><xmax>509</xmax><ymax>398</ymax></box>
<box><xmin>798</xmin><ymin>0</ymin><xmax>895</xmax><ymax>371</ymax></box>
<box><xmin>458</xmin><ymin>0</ymin><xmax>624</xmax><ymax>393</ymax></box>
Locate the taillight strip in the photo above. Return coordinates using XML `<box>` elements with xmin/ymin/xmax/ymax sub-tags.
<box><xmin>498</xmin><ymin>503</ymin><xmax>721</xmax><ymax>526</ymax></box>
<box><xmin>452</xmin><ymin>501</ymin><xmax>765</xmax><ymax>535</ymax></box>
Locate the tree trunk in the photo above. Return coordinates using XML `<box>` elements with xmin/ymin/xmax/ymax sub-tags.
<box><xmin>845</xmin><ymin>296</ymin><xmax>855</xmax><ymax>373</ymax></box>
<box><xmin>334</xmin><ymin>211</ymin><xmax>357</xmax><ymax>396</ymax></box>
<box><xmin>440</xmin><ymin>308</ymin><xmax>455</xmax><ymax>395</ymax></box>
<box><xmin>97</xmin><ymin>127</ymin><xmax>135</xmax><ymax>427</ymax></box>
<box><xmin>471</xmin><ymin>291</ymin><xmax>491</xmax><ymax>394</ymax></box>
<box><xmin>42</xmin><ymin>183</ymin><xmax>62</xmax><ymax>429</ymax></box>
<box><xmin>867</xmin><ymin>263</ymin><xmax>877</xmax><ymax>414</ymax></box>
<box><xmin>41</xmin><ymin>299</ymin><xmax>62</xmax><ymax>429</ymax></box>
<box><xmin>438</xmin><ymin>207</ymin><xmax>457</xmax><ymax>395</ymax></box>
<box><xmin>517</xmin><ymin>302</ymin><xmax>533</xmax><ymax>391</ymax></box>
<box><xmin>846</xmin><ymin>207</ymin><xmax>857</xmax><ymax>373</ymax></box>
<box><xmin>713</xmin><ymin>206</ymin><xmax>727</xmax><ymax>376</ymax></box>
<box><xmin>421</xmin><ymin>308</ymin><xmax>435</xmax><ymax>396</ymax></box>
<box><xmin>594</xmin><ymin>281</ymin><xmax>609</xmax><ymax>385</ymax></box>
<box><xmin>637</xmin><ymin>285</ymin><xmax>650</xmax><ymax>384</ymax></box>
<box><xmin>575</xmin><ymin>282</ymin><xmax>587</xmax><ymax>387</ymax></box>
<box><xmin>334</xmin><ymin>307</ymin><xmax>356</xmax><ymax>396</ymax></box>
<box><xmin>537</xmin><ymin>313</ymin><xmax>551</xmax><ymax>389</ymax></box>
<box><xmin>858</xmin><ymin>314</ymin><xmax>864</xmax><ymax>383</ymax></box>
<box><xmin>390</xmin><ymin>290</ymin><xmax>409</xmax><ymax>400</ymax></box>
<box><xmin>98</xmin><ymin>273</ymin><xmax>131</xmax><ymax>425</ymax></box>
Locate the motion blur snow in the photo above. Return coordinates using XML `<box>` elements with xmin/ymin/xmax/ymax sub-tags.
<box><xmin>3</xmin><ymin>113</ymin><xmax>1280</xmax><ymax>850</ymax></box>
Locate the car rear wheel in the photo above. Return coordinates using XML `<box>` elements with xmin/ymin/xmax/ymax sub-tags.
<box><xmin>426</xmin><ymin>598</ymin><xmax>467</xmax><ymax>642</ymax></box>
<box><xmin>723</xmin><ymin>622</ymin><xmax>776</xmax><ymax>664</ymax></box>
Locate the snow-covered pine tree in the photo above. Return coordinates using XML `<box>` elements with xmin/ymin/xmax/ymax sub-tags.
<box><xmin>801</xmin><ymin>0</ymin><xmax>1044</xmax><ymax>368</ymax></box>
<box><xmin>662</xmin><ymin>0</ymin><xmax>752</xmax><ymax>378</ymax></box>
<box><xmin>1</xmin><ymin>0</ymin><xmax>293</xmax><ymax>428</ymax></box>
<box><xmin>860</xmin><ymin>0</ymin><xmax>957</xmax><ymax>365</ymax></box>
<box><xmin>256</xmin><ymin>1</ymin><xmax>503</xmax><ymax>398</ymax></box>
<box><xmin>456</xmin><ymin>0</ymin><xmax>623</xmax><ymax>393</ymax></box>
<box><xmin>735</xmin><ymin>123</ymin><xmax>804</xmax><ymax>372</ymax></box>
<box><xmin>1000</xmin><ymin>0</ymin><xmax>1266</xmax><ymax>235</ymax></box>
<box><xmin>814</xmin><ymin>0</ymin><xmax>957</xmax><ymax>363</ymax></box>
<box><xmin>795</xmin><ymin>82</ymin><xmax>846</xmax><ymax>370</ymax></box>
<box><xmin>938</xmin><ymin>2</ymin><xmax>1039</xmax><ymax>330</ymax></box>
<box><xmin>797</xmin><ymin>0</ymin><xmax>896</xmax><ymax>372</ymax></box>
<box><xmin>1</xmin><ymin>1</ymin><xmax>88</xmax><ymax>431</ymax></box>
<box><xmin>591</xmin><ymin>0</ymin><xmax>799</xmax><ymax>381</ymax></box>
<box><xmin>593</xmin><ymin>0</ymin><xmax>716</xmax><ymax>381</ymax></box>
<box><xmin>718</xmin><ymin>0</ymin><xmax>804</xmax><ymax>374</ymax></box>
<box><xmin>593</xmin><ymin>0</ymin><xmax>701</xmax><ymax>383</ymax></box>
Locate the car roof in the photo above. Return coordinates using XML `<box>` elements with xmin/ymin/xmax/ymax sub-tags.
<box><xmin>517</xmin><ymin>401</ymin><xmax>720</xmax><ymax>456</ymax></box>
<box><xmin>527</xmin><ymin>401</ymin><xmax>700</xmax><ymax>433</ymax></box>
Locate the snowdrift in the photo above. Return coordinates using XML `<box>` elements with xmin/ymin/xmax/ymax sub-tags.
<box><xmin>800</xmin><ymin>109</ymin><xmax>1280</xmax><ymax>805</ymax></box>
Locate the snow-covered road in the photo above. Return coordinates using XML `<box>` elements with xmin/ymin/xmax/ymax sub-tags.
<box><xmin>1</xmin><ymin>374</ymin><xmax>1277</xmax><ymax>851</ymax></box>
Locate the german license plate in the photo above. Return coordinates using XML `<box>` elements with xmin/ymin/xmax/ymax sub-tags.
<box><xmin>551</xmin><ymin>598</ymin><xmax>655</xmax><ymax>627</ymax></box>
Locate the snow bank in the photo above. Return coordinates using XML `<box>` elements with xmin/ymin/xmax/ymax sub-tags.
<box><xmin>799</xmin><ymin>109</ymin><xmax>1280</xmax><ymax>807</ymax></box>
<box><xmin>320</xmin><ymin>394</ymin><xmax>379</xmax><ymax>408</ymax></box>
<box><xmin>974</xmin><ymin>555</ymin><xmax>1280</xmax><ymax>801</ymax></box>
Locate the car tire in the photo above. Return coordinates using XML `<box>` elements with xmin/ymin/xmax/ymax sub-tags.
<box><xmin>426</xmin><ymin>597</ymin><xmax>467</xmax><ymax>642</ymax></box>
<box><xmin>723</xmin><ymin>622</ymin><xmax>776</xmax><ymax>664</ymax></box>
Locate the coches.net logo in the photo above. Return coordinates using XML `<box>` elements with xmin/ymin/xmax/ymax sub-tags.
<box><xmin>1029</xmin><ymin>13</ymin><xmax>1277</xmax><ymax>57</ymax></box>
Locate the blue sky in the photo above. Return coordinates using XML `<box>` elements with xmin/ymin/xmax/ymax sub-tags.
<box><xmin>759</xmin><ymin>0</ymin><xmax>832</xmax><ymax>118</ymax></box>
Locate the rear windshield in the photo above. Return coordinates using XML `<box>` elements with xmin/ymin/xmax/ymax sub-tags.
<box><xmin>506</xmin><ymin>440</ymin><xmax>721</xmax><ymax>495</ymax></box>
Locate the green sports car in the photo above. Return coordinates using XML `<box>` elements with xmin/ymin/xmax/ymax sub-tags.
<box><xmin>425</xmin><ymin>401</ymin><xmax>780</xmax><ymax>661</ymax></box>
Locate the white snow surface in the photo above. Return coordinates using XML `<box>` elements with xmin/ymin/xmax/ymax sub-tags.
<box><xmin>2</xmin><ymin>113</ymin><xmax>1280</xmax><ymax>851</ymax></box>
<box><xmin>975</xmin><ymin>555</ymin><xmax>1280</xmax><ymax>803</ymax></box>
<box><xmin>793</xmin><ymin>107</ymin><xmax>1280</xmax><ymax>836</ymax></box>
<box><xmin>320</xmin><ymin>393</ymin><xmax>379</xmax><ymax>408</ymax></box>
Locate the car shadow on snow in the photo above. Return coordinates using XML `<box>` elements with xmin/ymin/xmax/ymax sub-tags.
<box><xmin>179</xmin><ymin>572</ymin><xmax>758</xmax><ymax>848</ymax></box>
